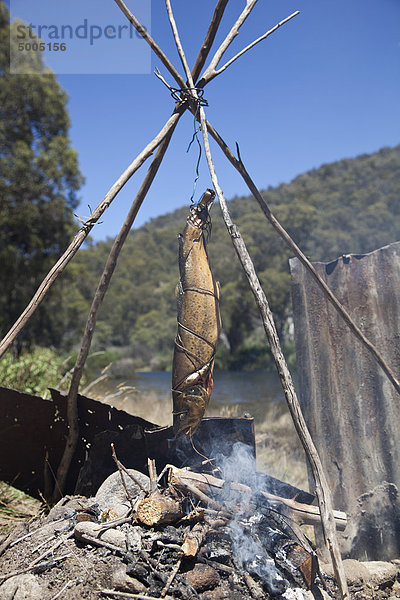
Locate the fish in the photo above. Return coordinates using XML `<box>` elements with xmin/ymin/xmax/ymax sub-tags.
<box><xmin>172</xmin><ymin>189</ymin><xmax>221</xmax><ymax>437</ymax></box>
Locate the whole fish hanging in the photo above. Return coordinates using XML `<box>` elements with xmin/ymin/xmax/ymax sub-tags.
<box><xmin>172</xmin><ymin>189</ymin><xmax>221</xmax><ymax>437</ymax></box>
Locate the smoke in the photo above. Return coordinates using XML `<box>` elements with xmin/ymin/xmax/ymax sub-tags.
<box><xmin>215</xmin><ymin>442</ymin><xmax>289</xmax><ymax>595</ymax></box>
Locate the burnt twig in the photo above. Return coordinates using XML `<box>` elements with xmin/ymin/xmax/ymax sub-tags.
<box><xmin>148</xmin><ymin>458</ymin><xmax>158</xmax><ymax>494</ymax></box>
<box><xmin>110</xmin><ymin>445</ymin><xmax>149</xmax><ymax>494</ymax></box>
<box><xmin>50</xmin><ymin>581</ymin><xmax>74</xmax><ymax>600</ymax></box>
<box><xmin>160</xmin><ymin>556</ymin><xmax>182</xmax><ymax>597</ymax></box>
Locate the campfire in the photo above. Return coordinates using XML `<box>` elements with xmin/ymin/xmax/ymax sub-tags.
<box><xmin>0</xmin><ymin>437</ymin><xmax>348</xmax><ymax>600</ymax></box>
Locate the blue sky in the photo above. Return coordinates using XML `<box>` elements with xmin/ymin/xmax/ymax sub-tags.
<box><xmin>8</xmin><ymin>0</ymin><xmax>400</xmax><ymax>242</ymax></box>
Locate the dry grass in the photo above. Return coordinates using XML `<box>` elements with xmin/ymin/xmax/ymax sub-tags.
<box><xmin>0</xmin><ymin>482</ymin><xmax>41</xmax><ymax>538</ymax></box>
<box><xmin>255</xmin><ymin>405</ymin><xmax>309</xmax><ymax>491</ymax></box>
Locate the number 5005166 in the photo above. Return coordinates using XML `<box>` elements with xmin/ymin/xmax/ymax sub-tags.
<box><xmin>18</xmin><ymin>42</ymin><xmax>67</xmax><ymax>51</ymax></box>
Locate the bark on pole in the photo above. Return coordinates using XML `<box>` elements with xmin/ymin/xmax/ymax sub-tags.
<box><xmin>52</xmin><ymin>0</ymin><xmax>237</xmax><ymax>500</ymax></box>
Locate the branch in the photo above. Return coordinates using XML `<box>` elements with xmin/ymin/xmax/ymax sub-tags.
<box><xmin>199</xmin><ymin>0</ymin><xmax>259</xmax><ymax>85</ymax></box>
<box><xmin>51</xmin><ymin>106</ymin><xmax>182</xmax><ymax>501</ymax></box>
<box><xmin>0</xmin><ymin>105</ymin><xmax>186</xmax><ymax>360</ymax></box>
<box><xmin>165</xmin><ymin>0</ymin><xmax>193</xmax><ymax>84</ymax></box>
<box><xmin>112</xmin><ymin>0</ymin><xmax>186</xmax><ymax>89</ymax></box>
<box><xmin>198</xmin><ymin>109</ymin><xmax>348</xmax><ymax>599</ymax></box>
<box><xmin>191</xmin><ymin>0</ymin><xmax>230</xmax><ymax>83</ymax></box>
<box><xmin>111</xmin><ymin>443</ymin><xmax>136</xmax><ymax>513</ymax></box>
<box><xmin>162</xmin><ymin>8</ymin><xmax>347</xmax><ymax>594</ymax></box>
<box><xmin>211</xmin><ymin>11</ymin><xmax>300</xmax><ymax>80</ymax></box>
<box><xmin>169</xmin><ymin>466</ymin><xmax>347</xmax><ymax>530</ymax></box>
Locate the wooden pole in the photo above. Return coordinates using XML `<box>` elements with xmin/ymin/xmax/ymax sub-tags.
<box><xmin>164</xmin><ymin>3</ymin><xmax>348</xmax><ymax>596</ymax></box>
<box><xmin>52</xmin><ymin>1</ymin><xmax>237</xmax><ymax>501</ymax></box>
<box><xmin>197</xmin><ymin>116</ymin><xmax>400</xmax><ymax>396</ymax></box>
<box><xmin>51</xmin><ymin>106</ymin><xmax>183</xmax><ymax>501</ymax></box>
<box><xmin>0</xmin><ymin>107</ymin><xmax>185</xmax><ymax>359</ymax></box>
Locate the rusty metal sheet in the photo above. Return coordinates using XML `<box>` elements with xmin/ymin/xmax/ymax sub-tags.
<box><xmin>0</xmin><ymin>387</ymin><xmax>260</xmax><ymax>500</ymax></box>
<box><xmin>1</xmin><ymin>386</ymin><xmax>311</xmax><ymax>507</ymax></box>
<box><xmin>0</xmin><ymin>386</ymin><xmax>156</xmax><ymax>499</ymax></box>
<box><xmin>290</xmin><ymin>241</ymin><xmax>400</xmax><ymax>559</ymax></box>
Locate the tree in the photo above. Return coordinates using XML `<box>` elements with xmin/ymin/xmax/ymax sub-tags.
<box><xmin>0</xmin><ymin>2</ymin><xmax>83</xmax><ymax>349</ymax></box>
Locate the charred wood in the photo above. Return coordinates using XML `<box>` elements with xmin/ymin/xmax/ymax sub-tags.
<box><xmin>169</xmin><ymin>466</ymin><xmax>347</xmax><ymax>529</ymax></box>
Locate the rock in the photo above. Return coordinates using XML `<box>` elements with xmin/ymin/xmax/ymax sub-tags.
<box><xmin>282</xmin><ymin>589</ymin><xmax>311</xmax><ymax>600</ymax></box>
<box><xmin>111</xmin><ymin>567</ymin><xmax>147</xmax><ymax>594</ymax></box>
<box><xmin>321</xmin><ymin>558</ymin><xmax>398</xmax><ymax>589</ymax></box>
<box><xmin>122</xmin><ymin>523</ymin><xmax>142</xmax><ymax>552</ymax></box>
<box><xmin>340</xmin><ymin>482</ymin><xmax>400</xmax><ymax>560</ymax></box>
<box><xmin>0</xmin><ymin>574</ymin><xmax>43</xmax><ymax>600</ymax></box>
<box><xmin>74</xmin><ymin>520</ymin><xmax>142</xmax><ymax>552</ymax></box>
<box><xmin>184</xmin><ymin>563</ymin><xmax>220</xmax><ymax>592</ymax></box>
<box><xmin>99</xmin><ymin>528</ymin><xmax>127</xmax><ymax>548</ymax></box>
<box><xmin>74</xmin><ymin>521</ymin><xmax>125</xmax><ymax>549</ymax></box>
<box><xmin>363</xmin><ymin>561</ymin><xmax>398</xmax><ymax>588</ymax></box>
<box><xmin>95</xmin><ymin>469</ymin><xmax>150</xmax><ymax>517</ymax></box>
<box><xmin>321</xmin><ymin>559</ymin><xmax>370</xmax><ymax>586</ymax></box>
<box><xmin>47</xmin><ymin>494</ymin><xmax>92</xmax><ymax>521</ymax></box>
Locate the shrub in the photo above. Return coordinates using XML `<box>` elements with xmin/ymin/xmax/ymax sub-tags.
<box><xmin>0</xmin><ymin>347</ymin><xmax>66</xmax><ymax>397</ymax></box>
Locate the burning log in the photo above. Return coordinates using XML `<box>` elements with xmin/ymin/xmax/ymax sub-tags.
<box><xmin>169</xmin><ymin>465</ymin><xmax>347</xmax><ymax>530</ymax></box>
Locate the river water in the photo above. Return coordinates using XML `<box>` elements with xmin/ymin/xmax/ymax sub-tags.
<box><xmin>90</xmin><ymin>368</ymin><xmax>298</xmax><ymax>430</ymax></box>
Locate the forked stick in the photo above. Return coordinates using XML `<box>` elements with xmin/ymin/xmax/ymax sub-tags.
<box><xmin>164</xmin><ymin>2</ymin><xmax>348</xmax><ymax>597</ymax></box>
<box><xmin>199</xmin><ymin>0</ymin><xmax>259</xmax><ymax>83</ymax></box>
<box><xmin>200</xmin><ymin>11</ymin><xmax>300</xmax><ymax>84</ymax></box>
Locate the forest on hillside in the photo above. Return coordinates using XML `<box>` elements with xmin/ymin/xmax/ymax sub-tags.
<box><xmin>56</xmin><ymin>144</ymin><xmax>400</xmax><ymax>371</ymax></box>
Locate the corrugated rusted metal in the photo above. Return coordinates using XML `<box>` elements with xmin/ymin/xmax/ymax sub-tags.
<box><xmin>290</xmin><ymin>241</ymin><xmax>400</xmax><ymax>559</ymax></box>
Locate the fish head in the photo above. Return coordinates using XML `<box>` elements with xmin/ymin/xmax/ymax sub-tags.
<box><xmin>173</xmin><ymin>384</ymin><xmax>210</xmax><ymax>437</ymax></box>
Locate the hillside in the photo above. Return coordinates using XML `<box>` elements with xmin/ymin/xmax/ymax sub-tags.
<box><xmin>64</xmin><ymin>145</ymin><xmax>400</xmax><ymax>370</ymax></box>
